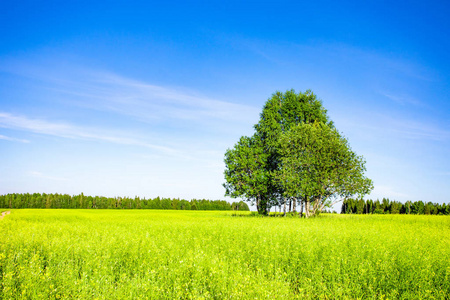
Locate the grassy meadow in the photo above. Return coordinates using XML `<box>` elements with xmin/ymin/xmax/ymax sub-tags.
<box><xmin>0</xmin><ymin>210</ymin><xmax>449</xmax><ymax>299</ymax></box>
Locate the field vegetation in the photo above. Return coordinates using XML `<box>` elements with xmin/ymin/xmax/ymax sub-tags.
<box><xmin>1</xmin><ymin>210</ymin><xmax>449</xmax><ymax>299</ymax></box>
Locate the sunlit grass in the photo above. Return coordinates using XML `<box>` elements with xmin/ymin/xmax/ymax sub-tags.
<box><xmin>1</xmin><ymin>210</ymin><xmax>449</xmax><ymax>299</ymax></box>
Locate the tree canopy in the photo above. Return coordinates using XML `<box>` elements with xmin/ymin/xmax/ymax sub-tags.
<box><xmin>277</xmin><ymin>122</ymin><xmax>373</xmax><ymax>217</ymax></box>
<box><xmin>223</xmin><ymin>136</ymin><xmax>272</xmax><ymax>214</ymax></box>
<box><xmin>223</xmin><ymin>90</ymin><xmax>373</xmax><ymax>217</ymax></box>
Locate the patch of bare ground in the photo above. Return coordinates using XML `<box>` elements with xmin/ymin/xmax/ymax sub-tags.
<box><xmin>0</xmin><ymin>211</ymin><xmax>11</xmax><ymax>220</ymax></box>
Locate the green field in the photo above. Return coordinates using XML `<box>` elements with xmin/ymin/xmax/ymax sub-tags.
<box><xmin>1</xmin><ymin>210</ymin><xmax>449</xmax><ymax>299</ymax></box>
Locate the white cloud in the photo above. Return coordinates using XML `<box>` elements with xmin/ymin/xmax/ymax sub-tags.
<box><xmin>370</xmin><ymin>185</ymin><xmax>410</xmax><ymax>200</ymax></box>
<box><xmin>0</xmin><ymin>112</ymin><xmax>176</xmax><ymax>153</ymax></box>
<box><xmin>99</xmin><ymin>73</ymin><xmax>258</xmax><ymax>125</ymax></box>
<box><xmin>2</xmin><ymin>62</ymin><xmax>259</xmax><ymax>130</ymax></box>
<box><xmin>379</xmin><ymin>116</ymin><xmax>450</xmax><ymax>141</ymax></box>
<box><xmin>380</xmin><ymin>92</ymin><xmax>424</xmax><ymax>107</ymax></box>
<box><xmin>337</xmin><ymin>111</ymin><xmax>450</xmax><ymax>143</ymax></box>
<box><xmin>28</xmin><ymin>171</ymin><xmax>68</xmax><ymax>182</ymax></box>
<box><xmin>0</xmin><ymin>63</ymin><xmax>260</xmax><ymax>171</ymax></box>
<box><xmin>0</xmin><ymin>134</ymin><xmax>30</xmax><ymax>143</ymax></box>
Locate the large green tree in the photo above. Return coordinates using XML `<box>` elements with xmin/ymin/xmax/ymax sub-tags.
<box><xmin>254</xmin><ymin>90</ymin><xmax>333</xmax><ymax>214</ymax></box>
<box><xmin>223</xmin><ymin>89</ymin><xmax>373</xmax><ymax>216</ymax></box>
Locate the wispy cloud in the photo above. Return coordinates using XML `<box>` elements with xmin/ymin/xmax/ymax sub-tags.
<box><xmin>371</xmin><ymin>185</ymin><xmax>410</xmax><ymax>200</ymax></box>
<box><xmin>224</xmin><ymin>37</ymin><xmax>436</xmax><ymax>83</ymax></box>
<box><xmin>379</xmin><ymin>116</ymin><xmax>450</xmax><ymax>141</ymax></box>
<box><xmin>1</xmin><ymin>62</ymin><xmax>259</xmax><ymax>131</ymax></box>
<box><xmin>74</xmin><ymin>73</ymin><xmax>258</xmax><ymax>129</ymax></box>
<box><xmin>0</xmin><ymin>134</ymin><xmax>30</xmax><ymax>143</ymax></box>
<box><xmin>0</xmin><ymin>112</ymin><xmax>176</xmax><ymax>153</ymax></box>
<box><xmin>380</xmin><ymin>92</ymin><xmax>424</xmax><ymax>107</ymax></box>
<box><xmin>28</xmin><ymin>171</ymin><xmax>68</xmax><ymax>182</ymax></box>
<box><xmin>337</xmin><ymin>111</ymin><xmax>450</xmax><ymax>143</ymax></box>
<box><xmin>319</xmin><ymin>42</ymin><xmax>436</xmax><ymax>82</ymax></box>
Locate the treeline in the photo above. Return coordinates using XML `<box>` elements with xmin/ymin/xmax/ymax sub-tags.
<box><xmin>341</xmin><ymin>198</ymin><xmax>450</xmax><ymax>215</ymax></box>
<box><xmin>0</xmin><ymin>193</ymin><xmax>250</xmax><ymax>211</ymax></box>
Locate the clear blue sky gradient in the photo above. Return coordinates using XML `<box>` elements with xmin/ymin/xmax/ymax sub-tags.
<box><xmin>1</xmin><ymin>1</ymin><xmax>449</xmax><ymax>208</ymax></box>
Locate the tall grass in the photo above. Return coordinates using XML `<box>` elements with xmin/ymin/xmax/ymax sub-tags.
<box><xmin>1</xmin><ymin>210</ymin><xmax>449</xmax><ymax>299</ymax></box>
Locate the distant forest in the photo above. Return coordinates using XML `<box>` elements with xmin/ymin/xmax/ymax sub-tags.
<box><xmin>0</xmin><ymin>193</ymin><xmax>250</xmax><ymax>211</ymax></box>
<box><xmin>341</xmin><ymin>198</ymin><xmax>450</xmax><ymax>215</ymax></box>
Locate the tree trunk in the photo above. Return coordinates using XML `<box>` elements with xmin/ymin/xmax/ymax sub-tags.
<box><xmin>289</xmin><ymin>200</ymin><xmax>292</xmax><ymax>213</ymax></box>
<box><xmin>258</xmin><ymin>196</ymin><xmax>268</xmax><ymax>215</ymax></box>
<box><xmin>312</xmin><ymin>197</ymin><xmax>320</xmax><ymax>216</ymax></box>
<box><xmin>256</xmin><ymin>196</ymin><xmax>261</xmax><ymax>215</ymax></box>
<box><xmin>293</xmin><ymin>198</ymin><xmax>296</xmax><ymax>212</ymax></box>
<box><xmin>305</xmin><ymin>198</ymin><xmax>310</xmax><ymax>218</ymax></box>
<box><xmin>299</xmin><ymin>199</ymin><xmax>303</xmax><ymax>217</ymax></box>
<box><xmin>283</xmin><ymin>198</ymin><xmax>286</xmax><ymax>217</ymax></box>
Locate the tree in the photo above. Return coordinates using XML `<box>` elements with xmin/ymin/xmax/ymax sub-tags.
<box><xmin>367</xmin><ymin>199</ymin><xmax>373</xmax><ymax>214</ymax></box>
<box><xmin>390</xmin><ymin>201</ymin><xmax>401</xmax><ymax>214</ymax></box>
<box><xmin>356</xmin><ymin>199</ymin><xmax>365</xmax><ymax>214</ymax></box>
<box><xmin>382</xmin><ymin>198</ymin><xmax>391</xmax><ymax>213</ymax></box>
<box><xmin>223</xmin><ymin>135</ymin><xmax>273</xmax><ymax>215</ymax></box>
<box><xmin>411</xmin><ymin>201</ymin><xmax>425</xmax><ymax>214</ymax></box>
<box><xmin>254</xmin><ymin>90</ymin><xmax>334</xmax><ymax>213</ymax></box>
<box><xmin>224</xmin><ymin>90</ymin><xmax>373</xmax><ymax>216</ymax></box>
<box><xmin>277</xmin><ymin>122</ymin><xmax>373</xmax><ymax>217</ymax></box>
<box><xmin>224</xmin><ymin>90</ymin><xmax>336</xmax><ymax>214</ymax></box>
<box><xmin>177</xmin><ymin>200</ymin><xmax>191</xmax><ymax>210</ymax></box>
<box><xmin>404</xmin><ymin>201</ymin><xmax>412</xmax><ymax>214</ymax></box>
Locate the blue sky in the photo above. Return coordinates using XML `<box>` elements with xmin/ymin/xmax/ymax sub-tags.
<box><xmin>1</xmin><ymin>1</ymin><xmax>449</xmax><ymax>208</ymax></box>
